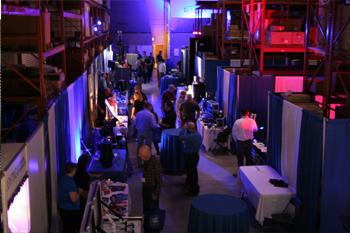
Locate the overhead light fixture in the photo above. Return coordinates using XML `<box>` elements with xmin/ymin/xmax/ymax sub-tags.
<box><xmin>192</xmin><ymin>31</ymin><xmax>201</xmax><ymax>35</ymax></box>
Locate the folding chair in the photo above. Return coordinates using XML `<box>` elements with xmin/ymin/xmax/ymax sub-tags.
<box><xmin>212</xmin><ymin>127</ymin><xmax>231</xmax><ymax>156</ymax></box>
<box><xmin>271</xmin><ymin>196</ymin><xmax>302</xmax><ymax>232</ymax></box>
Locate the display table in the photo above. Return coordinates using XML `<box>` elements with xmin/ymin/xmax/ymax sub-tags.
<box><xmin>236</xmin><ymin>165</ymin><xmax>296</xmax><ymax>225</ymax></box>
<box><xmin>188</xmin><ymin>194</ymin><xmax>250</xmax><ymax>233</ymax></box>
<box><xmin>197</xmin><ymin>119</ymin><xmax>227</xmax><ymax>151</ymax></box>
<box><xmin>160</xmin><ymin>76</ymin><xmax>179</xmax><ymax>95</ymax></box>
<box><xmin>89</xmin><ymin>149</ymin><xmax>127</xmax><ymax>183</ymax></box>
<box><xmin>160</xmin><ymin>128</ymin><xmax>185</xmax><ymax>172</ymax></box>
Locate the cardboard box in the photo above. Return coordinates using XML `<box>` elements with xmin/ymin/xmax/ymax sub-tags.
<box><xmin>270</xmin><ymin>25</ymin><xmax>285</xmax><ymax>31</ymax></box>
<box><xmin>291</xmin><ymin>32</ymin><xmax>305</xmax><ymax>45</ymax></box>
<box><xmin>295</xmin><ymin>103</ymin><xmax>324</xmax><ymax>117</ymax></box>
<box><xmin>254</xmin><ymin>19</ymin><xmax>281</xmax><ymax>40</ymax></box>
<box><xmin>266</xmin><ymin>31</ymin><xmax>292</xmax><ymax>45</ymax></box>
<box><xmin>230</xmin><ymin>25</ymin><xmax>239</xmax><ymax>30</ymax></box>
<box><xmin>266</xmin><ymin>10</ymin><xmax>285</xmax><ymax>19</ymax></box>
<box><xmin>233</xmin><ymin>68</ymin><xmax>251</xmax><ymax>76</ymax></box>
<box><xmin>307</xmin><ymin>78</ymin><xmax>324</xmax><ymax>94</ymax></box>
<box><xmin>310</xmin><ymin>26</ymin><xmax>318</xmax><ymax>46</ymax></box>
<box><xmin>202</xmin><ymin>26</ymin><xmax>212</xmax><ymax>36</ymax></box>
<box><xmin>243</xmin><ymin>30</ymin><xmax>249</xmax><ymax>38</ymax></box>
<box><xmin>229</xmin><ymin>30</ymin><xmax>241</xmax><ymax>37</ymax></box>
<box><xmin>280</xmin><ymin>19</ymin><xmax>302</xmax><ymax>31</ymax></box>
<box><xmin>284</xmin><ymin>94</ymin><xmax>311</xmax><ymax>103</ymax></box>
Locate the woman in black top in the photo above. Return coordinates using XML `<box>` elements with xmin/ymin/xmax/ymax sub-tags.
<box><xmin>74</xmin><ymin>153</ymin><xmax>102</xmax><ymax>221</ymax></box>
<box><xmin>131</xmin><ymin>92</ymin><xmax>144</xmax><ymax>120</ymax></box>
<box><xmin>159</xmin><ymin>101</ymin><xmax>176</xmax><ymax>130</ymax></box>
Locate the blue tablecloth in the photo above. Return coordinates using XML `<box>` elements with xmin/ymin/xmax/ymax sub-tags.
<box><xmin>160</xmin><ymin>77</ymin><xmax>180</xmax><ymax>95</ymax></box>
<box><xmin>188</xmin><ymin>194</ymin><xmax>250</xmax><ymax>233</ymax></box>
<box><xmin>89</xmin><ymin>149</ymin><xmax>127</xmax><ymax>183</ymax></box>
<box><xmin>160</xmin><ymin>128</ymin><xmax>185</xmax><ymax>172</ymax></box>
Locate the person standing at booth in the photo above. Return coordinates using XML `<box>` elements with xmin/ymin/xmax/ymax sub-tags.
<box><xmin>134</xmin><ymin>102</ymin><xmax>158</xmax><ymax>167</ymax></box>
<box><xmin>161</xmin><ymin>84</ymin><xmax>176</xmax><ymax>111</ymax></box>
<box><xmin>232</xmin><ymin>108</ymin><xmax>258</xmax><ymax>169</ymax></box>
<box><xmin>158</xmin><ymin>59</ymin><xmax>166</xmax><ymax>88</ymax></box>
<box><xmin>57</xmin><ymin>162</ymin><xmax>83</xmax><ymax>233</ymax></box>
<box><xmin>178</xmin><ymin>94</ymin><xmax>200</xmax><ymax>126</ymax></box>
<box><xmin>179</xmin><ymin>122</ymin><xmax>202</xmax><ymax>196</ymax></box>
<box><xmin>134</xmin><ymin>60</ymin><xmax>143</xmax><ymax>89</ymax></box>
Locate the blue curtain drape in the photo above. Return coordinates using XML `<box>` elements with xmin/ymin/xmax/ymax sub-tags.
<box><xmin>205</xmin><ymin>60</ymin><xmax>230</xmax><ymax>96</ymax></box>
<box><xmin>55</xmin><ymin>90</ymin><xmax>71</xmax><ymax>177</ymax></box>
<box><xmin>217</xmin><ymin>67</ymin><xmax>224</xmax><ymax>111</ymax></box>
<box><xmin>295</xmin><ymin>110</ymin><xmax>323</xmax><ymax>232</ymax></box>
<box><xmin>227</xmin><ymin>73</ymin><xmax>238</xmax><ymax>128</ymax></box>
<box><xmin>266</xmin><ymin>93</ymin><xmax>283</xmax><ymax>174</ymax></box>
<box><xmin>42</xmin><ymin>113</ymin><xmax>52</xmax><ymax>230</ymax></box>
<box><xmin>320</xmin><ymin>119</ymin><xmax>350</xmax><ymax>233</ymax></box>
<box><xmin>73</xmin><ymin>75</ymin><xmax>90</xmax><ymax>146</ymax></box>
<box><xmin>195</xmin><ymin>55</ymin><xmax>199</xmax><ymax>77</ymax></box>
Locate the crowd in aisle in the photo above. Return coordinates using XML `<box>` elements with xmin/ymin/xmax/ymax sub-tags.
<box><xmin>56</xmin><ymin>54</ymin><xmax>259</xmax><ymax>232</ymax></box>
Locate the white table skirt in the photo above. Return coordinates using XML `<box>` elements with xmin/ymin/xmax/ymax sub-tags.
<box><xmin>197</xmin><ymin>120</ymin><xmax>227</xmax><ymax>151</ymax></box>
<box><xmin>236</xmin><ymin>165</ymin><xmax>296</xmax><ymax>225</ymax></box>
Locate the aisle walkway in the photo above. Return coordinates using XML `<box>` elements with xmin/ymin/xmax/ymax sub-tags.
<box><xmin>126</xmin><ymin>70</ymin><xmax>278</xmax><ymax>233</ymax></box>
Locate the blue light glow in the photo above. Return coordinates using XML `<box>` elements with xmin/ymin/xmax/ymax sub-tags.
<box><xmin>97</xmin><ymin>20</ymin><xmax>102</xmax><ymax>25</ymax></box>
<box><xmin>94</xmin><ymin>26</ymin><xmax>98</xmax><ymax>32</ymax></box>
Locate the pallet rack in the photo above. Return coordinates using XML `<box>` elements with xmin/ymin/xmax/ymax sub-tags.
<box><xmin>303</xmin><ymin>0</ymin><xmax>350</xmax><ymax>117</ymax></box>
<box><xmin>1</xmin><ymin>0</ymin><xmax>111</xmax><ymax>142</ymax></box>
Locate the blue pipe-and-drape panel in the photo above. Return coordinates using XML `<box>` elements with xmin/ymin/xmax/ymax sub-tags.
<box><xmin>266</xmin><ymin>93</ymin><xmax>283</xmax><ymax>175</ymax></box>
<box><xmin>55</xmin><ymin>90</ymin><xmax>71</xmax><ymax>178</ymax></box>
<box><xmin>320</xmin><ymin>119</ymin><xmax>350</xmax><ymax>233</ymax></box>
<box><xmin>238</xmin><ymin>76</ymin><xmax>275</xmax><ymax>131</ymax></box>
<box><xmin>216</xmin><ymin>67</ymin><xmax>224</xmax><ymax>111</ymax></box>
<box><xmin>295</xmin><ymin>110</ymin><xmax>323</xmax><ymax>232</ymax></box>
<box><xmin>181</xmin><ymin>49</ymin><xmax>189</xmax><ymax>85</ymax></box>
<box><xmin>227</xmin><ymin>73</ymin><xmax>238</xmax><ymax>128</ymax></box>
<box><xmin>205</xmin><ymin>60</ymin><xmax>230</xmax><ymax>97</ymax></box>
<box><xmin>73</xmin><ymin>74</ymin><xmax>90</xmax><ymax>157</ymax></box>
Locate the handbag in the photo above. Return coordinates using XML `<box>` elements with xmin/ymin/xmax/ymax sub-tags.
<box><xmin>144</xmin><ymin>201</ymin><xmax>166</xmax><ymax>231</ymax></box>
<box><xmin>152</xmin><ymin>127</ymin><xmax>162</xmax><ymax>142</ymax></box>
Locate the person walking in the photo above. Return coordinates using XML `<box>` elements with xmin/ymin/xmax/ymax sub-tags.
<box><xmin>138</xmin><ymin>145</ymin><xmax>162</xmax><ymax>232</ymax></box>
<box><xmin>158</xmin><ymin>59</ymin><xmax>166</xmax><ymax>89</ymax></box>
<box><xmin>134</xmin><ymin>60</ymin><xmax>143</xmax><ymax>90</ymax></box>
<box><xmin>134</xmin><ymin>102</ymin><xmax>158</xmax><ymax>167</ymax></box>
<box><xmin>232</xmin><ymin>108</ymin><xmax>258</xmax><ymax>169</ymax></box>
<box><xmin>179</xmin><ymin>122</ymin><xmax>202</xmax><ymax>196</ymax></box>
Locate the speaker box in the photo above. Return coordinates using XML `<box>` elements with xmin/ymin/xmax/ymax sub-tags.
<box><xmin>117</xmin><ymin>80</ymin><xmax>126</xmax><ymax>91</ymax></box>
<box><xmin>101</xmin><ymin>140</ymin><xmax>113</xmax><ymax>168</ymax></box>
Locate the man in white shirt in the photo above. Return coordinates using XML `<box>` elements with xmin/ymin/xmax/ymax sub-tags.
<box><xmin>158</xmin><ymin>59</ymin><xmax>166</xmax><ymax>89</ymax></box>
<box><xmin>232</xmin><ymin>108</ymin><xmax>258</xmax><ymax>168</ymax></box>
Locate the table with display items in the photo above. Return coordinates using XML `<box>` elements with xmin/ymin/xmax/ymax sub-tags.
<box><xmin>89</xmin><ymin>149</ymin><xmax>128</xmax><ymax>183</ymax></box>
<box><xmin>236</xmin><ymin>165</ymin><xmax>296</xmax><ymax>225</ymax></box>
<box><xmin>197</xmin><ymin>119</ymin><xmax>227</xmax><ymax>152</ymax></box>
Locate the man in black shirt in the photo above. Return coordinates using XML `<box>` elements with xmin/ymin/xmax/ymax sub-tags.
<box><xmin>193</xmin><ymin>76</ymin><xmax>206</xmax><ymax>103</ymax></box>
<box><xmin>178</xmin><ymin>94</ymin><xmax>201</xmax><ymax>126</ymax></box>
<box><xmin>97</xmin><ymin>88</ymin><xmax>111</xmax><ymax>126</ymax></box>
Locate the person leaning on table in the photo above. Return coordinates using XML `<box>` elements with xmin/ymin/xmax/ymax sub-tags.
<box><xmin>57</xmin><ymin>162</ymin><xmax>83</xmax><ymax>233</ymax></box>
<box><xmin>232</xmin><ymin>107</ymin><xmax>258</xmax><ymax>170</ymax></box>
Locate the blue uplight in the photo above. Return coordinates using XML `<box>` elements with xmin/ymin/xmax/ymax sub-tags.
<box><xmin>94</xmin><ymin>26</ymin><xmax>98</xmax><ymax>32</ymax></box>
<box><xmin>98</xmin><ymin>20</ymin><xmax>102</xmax><ymax>25</ymax></box>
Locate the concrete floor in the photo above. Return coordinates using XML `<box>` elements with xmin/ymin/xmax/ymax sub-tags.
<box><xmin>126</xmin><ymin>71</ymin><xmax>285</xmax><ymax>233</ymax></box>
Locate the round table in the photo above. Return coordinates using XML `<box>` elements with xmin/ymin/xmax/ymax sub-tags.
<box><xmin>187</xmin><ymin>194</ymin><xmax>250</xmax><ymax>233</ymax></box>
<box><xmin>160</xmin><ymin>128</ymin><xmax>184</xmax><ymax>172</ymax></box>
<box><xmin>160</xmin><ymin>77</ymin><xmax>179</xmax><ymax>95</ymax></box>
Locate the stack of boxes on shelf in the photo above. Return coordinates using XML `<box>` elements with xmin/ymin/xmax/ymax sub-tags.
<box><xmin>255</xmin><ymin>9</ymin><xmax>305</xmax><ymax>47</ymax></box>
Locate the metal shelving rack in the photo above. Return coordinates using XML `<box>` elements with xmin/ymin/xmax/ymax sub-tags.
<box><xmin>1</xmin><ymin>0</ymin><xmax>111</xmax><ymax>142</ymax></box>
<box><xmin>240</xmin><ymin>0</ymin><xmax>324</xmax><ymax>75</ymax></box>
<box><xmin>303</xmin><ymin>0</ymin><xmax>350</xmax><ymax>117</ymax></box>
